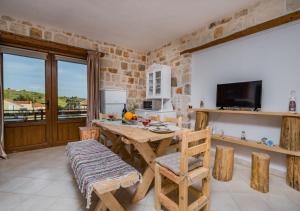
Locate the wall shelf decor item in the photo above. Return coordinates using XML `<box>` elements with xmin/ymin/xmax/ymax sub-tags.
<box><xmin>193</xmin><ymin>108</ymin><xmax>300</xmax><ymax>191</ymax></box>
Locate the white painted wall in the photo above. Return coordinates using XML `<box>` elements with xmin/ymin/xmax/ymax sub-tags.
<box><xmin>191</xmin><ymin>20</ymin><xmax>300</xmax><ymax>175</ymax></box>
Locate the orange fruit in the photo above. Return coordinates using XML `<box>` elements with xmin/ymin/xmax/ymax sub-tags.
<box><xmin>124</xmin><ymin>112</ymin><xmax>133</xmax><ymax>120</ymax></box>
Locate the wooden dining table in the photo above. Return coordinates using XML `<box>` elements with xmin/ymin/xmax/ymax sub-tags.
<box><xmin>93</xmin><ymin>120</ymin><xmax>189</xmax><ymax>203</ymax></box>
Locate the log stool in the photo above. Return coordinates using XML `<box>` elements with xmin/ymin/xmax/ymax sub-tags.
<box><xmin>250</xmin><ymin>152</ymin><xmax>270</xmax><ymax>193</ymax></box>
<box><xmin>287</xmin><ymin>155</ymin><xmax>300</xmax><ymax>191</ymax></box>
<box><xmin>79</xmin><ymin>127</ymin><xmax>100</xmax><ymax>141</ymax></box>
<box><xmin>213</xmin><ymin>145</ymin><xmax>234</xmax><ymax>181</ymax></box>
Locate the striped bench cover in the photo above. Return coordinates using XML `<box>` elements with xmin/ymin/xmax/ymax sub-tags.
<box><xmin>66</xmin><ymin>140</ymin><xmax>142</xmax><ymax>208</ymax></box>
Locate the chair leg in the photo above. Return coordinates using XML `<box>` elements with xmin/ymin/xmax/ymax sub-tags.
<box><xmin>179</xmin><ymin>178</ymin><xmax>188</xmax><ymax>211</ymax></box>
<box><xmin>155</xmin><ymin>164</ymin><xmax>162</xmax><ymax>211</ymax></box>
<box><xmin>201</xmin><ymin>176</ymin><xmax>210</xmax><ymax>211</ymax></box>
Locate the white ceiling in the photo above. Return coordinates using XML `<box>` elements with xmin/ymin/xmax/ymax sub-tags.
<box><xmin>0</xmin><ymin>0</ymin><xmax>256</xmax><ymax>51</ymax></box>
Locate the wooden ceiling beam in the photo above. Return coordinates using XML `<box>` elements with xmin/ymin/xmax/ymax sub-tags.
<box><xmin>181</xmin><ymin>10</ymin><xmax>300</xmax><ymax>55</ymax></box>
<box><xmin>0</xmin><ymin>30</ymin><xmax>104</xmax><ymax>59</ymax></box>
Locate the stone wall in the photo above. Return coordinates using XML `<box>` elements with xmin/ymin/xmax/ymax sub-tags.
<box><xmin>1</xmin><ymin>0</ymin><xmax>300</xmax><ymax>115</ymax></box>
<box><xmin>147</xmin><ymin>0</ymin><xmax>300</xmax><ymax>119</ymax></box>
<box><xmin>0</xmin><ymin>15</ymin><xmax>147</xmax><ymax>109</ymax></box>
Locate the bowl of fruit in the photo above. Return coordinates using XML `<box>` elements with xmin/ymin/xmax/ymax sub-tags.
<box><xmin>122</xmin><ymin>112</ymin><xmax>138</xmax><ymax>125</ymax></box>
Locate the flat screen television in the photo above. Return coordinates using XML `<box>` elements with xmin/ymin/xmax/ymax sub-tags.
<box><xmin>216</xmin><ymin>80</ymin><xmax>262</xmax><ymax>110</ymax></box>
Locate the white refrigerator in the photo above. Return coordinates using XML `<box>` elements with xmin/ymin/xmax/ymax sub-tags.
<box><xmin>100</xmin><ymin>89</ymin><xmax>127</xmax><ymax>117</ymax></box>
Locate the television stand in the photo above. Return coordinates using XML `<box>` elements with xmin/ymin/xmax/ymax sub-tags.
<box><xmin>191</xmin><ymin>108</ymin><xmax>300</xmax><ymax>191</ymax></box>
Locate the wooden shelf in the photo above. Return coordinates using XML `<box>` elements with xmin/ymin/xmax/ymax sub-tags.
<box><xmin>212</xmin><ymin>135</ymin><xmax>300</xmax><ymax>156</ymax></box>
<box><xmin>190</xmin><ymin>108</ymin><xmax>300</xmax><ymax>117</ymax></box>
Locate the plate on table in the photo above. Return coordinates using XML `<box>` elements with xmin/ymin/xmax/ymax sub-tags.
<box><xmin>149</xmin><ymin>126</ymin><xmax>174</xmax><ymax>134</ymax></box>
<box><xmin>149</xmin><ymin>121</ymin><xmax>167</xmax><ymax>127</ymax></box>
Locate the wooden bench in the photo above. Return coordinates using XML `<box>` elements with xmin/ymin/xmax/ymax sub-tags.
<box><xmin>66</xmin><ymin>140</ymin><xmax>142</xmax><ymax>211</ymax></box>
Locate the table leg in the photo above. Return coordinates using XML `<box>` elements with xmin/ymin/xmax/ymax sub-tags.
<box><xmin>131</xmin><ymin>138</ymin><xmax>172</xmax><ymax>203</ymax></box>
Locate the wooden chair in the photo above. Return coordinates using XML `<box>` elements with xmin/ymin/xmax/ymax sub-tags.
<box><xmin>164</xmin><ymin>116</ymin><xmax>182</xmax><ymax>151</ymax></box>
<box><xmin>148</xmin><ymin>115</ymin><xmax>160</xmax><ymax>121</ymax></box>
<box><xmin>155</xmin><ymin>128</ymin><xmax>211</xmax><ymax>211</ymax></box>
<box><xmin>79</xmin><ymin>127</ymin><xmax>100</xmax><ymax>141</ymax></box>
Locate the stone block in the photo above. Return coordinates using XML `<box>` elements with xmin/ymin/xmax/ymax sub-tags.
<box><xmin>176</xmin><ymin>87</ymin><xmax>183</xmax><ymax>94</ymax></box>
<box><xmin>100</xmin><ymin>59</ymin><xmax>113</xmax><ymax>68</ymax></box>
<box><xmin>30</xmin><ymin>27</ymin><xmax>42</xmax><ymax>39</ymax></box>
<box><xmin>108</xmin><ymin>68</ymin><xmax>118</xmax><ymax>74</ymax></box>
<box><xmin>123</xmin><ymin>51</ymin><xmax>129</xmax><ymax>57</ymax></box>
<box><xmin>0</xmin><ymin>20</ymin><xmax>8</xmax><ymax>31</ymax></box>
<box><xmin>9</xmin><ymin>23</ymin><xmax>27</xmax><ymax>35</ymax></box>
<box><xmin>116</xmin><ymin>48</ymin><xmax>122</xmax><ymax>56</ymax></box>
<box><xmin>214</xmin><ymin>26</ymin><xmax>224</xmax><ymax>39</ymax></box>
<box><xmin>138</xmin><ymin>64</ymin><xmax>145</xmax><ymax>71</ymax></box>
<box><xmin>235</xmin><ymin>9</ymin><xmax>248</xmax><ymax>19</ymax></box>
<box><xmin>22</xmin><ymin>21</ymin><xmax>32</xmax><ymax>26</ymax></box>
<box><xmin>1</xmin><ymin>15</ymin><xmax>14</xmax><ymax>21</ymax></box>
<box><xmin>121</xmin><ymin>62</ymin><xmax>128</xmax><ymax>70</ymax></box>
<box><xmin>54</xmin><ymin>33</ymin><xmax>68</xmax><ymax>44</ymax></box>
<box><xmin>171</xmin><ymin>77</ymin><xmax>177</xmax><ymax>87</ymax></box>
<box><xmin>44</xmin><ymin>31</ymin><xmax>52</xmax><ymax>40</ymax></box>
<box><xmin>128</xmin><ymin>77</ymin><xmax>134</xmax><ymax>84</ymax></box>
<box><xmin>184</xmin><ymin>84</ymin><xmax>191</xmax><ymax>95</ymax></box>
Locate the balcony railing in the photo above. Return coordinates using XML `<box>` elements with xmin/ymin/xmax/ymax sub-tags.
<box><xmin>4</xmin><ymin>109</ymin><xmax>87</xmax><ymax>122</ymax></box>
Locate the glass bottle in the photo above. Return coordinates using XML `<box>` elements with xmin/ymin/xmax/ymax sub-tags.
<box><xmin>122</xmin><ymin>104</ymin><xmax>127</xmax><ymax>123</ymax></box>
<box><xmin>289</xmin><ymin>90</ymin><xmax>296</xmax><ymax>112</ymax></box>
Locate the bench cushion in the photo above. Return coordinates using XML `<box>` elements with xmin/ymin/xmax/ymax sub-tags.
<box><xmin>66</xmin><ymin>140</ymin><xmax>141</xmax><ymax>208</ymax></box>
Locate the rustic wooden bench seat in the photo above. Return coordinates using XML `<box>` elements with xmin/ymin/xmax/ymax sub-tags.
<box><xmin>66</xmin><ymin>140</ymin><xmax>142</xmax><ymax>211</ymax></box>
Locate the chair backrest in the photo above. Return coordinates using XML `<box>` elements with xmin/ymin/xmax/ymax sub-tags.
<box><xmin>164</xmin><ymin>116</ymin><xmax>182</xmax><ymax>128</ymax></box>
<box><xmin>99</xmin><ymin>113</ymin><xmax>109</xmax><ymax>119</ymax></box>
<box><xmin>148</xmin><ymin>115</ymin><xmax>160</xmax><ymax>121</ymax></box>
<box><xmin>180</xmin><ymin>128</ymin><xmax>211</xmax><ymax>175</ymax></box>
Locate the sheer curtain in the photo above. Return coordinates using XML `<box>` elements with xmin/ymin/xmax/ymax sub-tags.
<box><xmin>86</xmin><ymin>51</ymin><xmax>101</xmax><ymax>126</ymax></box>
<box><xmin>0</xmin><ymin>53</ymin><xmax>7</xmax><ymax>159</ymax></box>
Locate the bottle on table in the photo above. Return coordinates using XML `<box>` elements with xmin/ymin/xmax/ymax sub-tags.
<box><xmin>122</xmin><ymin>104</ymin><xmax>127</xmax><ymax>123</ymax></box>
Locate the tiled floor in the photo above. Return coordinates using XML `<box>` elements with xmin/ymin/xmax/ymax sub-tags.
<box><xmin>0</xmin><ymin>146</ymin><xmax>300</xmax><ymax>211</ymax></box>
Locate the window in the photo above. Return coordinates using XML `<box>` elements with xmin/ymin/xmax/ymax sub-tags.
<box><xmin>3</xmin><ymin>54</ymin><xmax>46</xmax><ymax>122</ymax></box>
<box><xmin>57</xmin><ymin>60</ymin><xmax>87</xmax><ymax>119</ymax></box>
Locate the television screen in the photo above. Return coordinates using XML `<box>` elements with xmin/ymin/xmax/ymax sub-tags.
<box><xmin>216</xmin><ymin>80</ymin><xmax>262</xmax><ymax>109</ymax></box>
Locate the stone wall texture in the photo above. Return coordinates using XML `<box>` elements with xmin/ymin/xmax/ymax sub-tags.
<box><xmin>147</xmin><ymin>0</ymin><xmax>300</xmax><ymax>119</ymax></box>
<box><xmin>0</xmin><ymin>14</ymin><xmax>147</xmax><ymax>109</ymax></box>
<box><xmin>1</xmin><ymin>0</ymin><xmax>300</xmax><ymax>117</ymax></box>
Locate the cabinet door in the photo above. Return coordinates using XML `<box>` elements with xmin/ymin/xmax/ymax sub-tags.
<box><xmin>155</xmin><ymin>71</ymin><xmax>161</xmax><ymax>96</ymax></box>
<box><xmin>148</xmin><ymin>72</ymin><xmax>154</xmax><ymax>97</ymax></box>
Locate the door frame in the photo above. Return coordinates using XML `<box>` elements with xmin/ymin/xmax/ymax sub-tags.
<box><xmin>0</xmin><ymin>31</ymin><xmax>92</xmax><ymax>152</ymax></box>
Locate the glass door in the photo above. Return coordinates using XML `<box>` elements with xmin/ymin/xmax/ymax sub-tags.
<box><xmin>3</xmin><ymin>52</ymin><xmax>51</xmax><ymax>152</ymax></box>
<box><xmin>52</xmin><ymin>58</ymin><xmax>87</xmax><ymax>145</ymax></box>
<box><xmin>148</xmin><ymin>72</ymin><xmax>154</xmax><ymax>97</ymax></box>
<box><xmin>155</xmin><ymin>71</ymin><xmax>161</xmax><ymax>96</ymax></box>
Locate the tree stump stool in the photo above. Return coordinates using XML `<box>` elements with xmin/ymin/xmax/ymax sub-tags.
<box><xmin>213</xmin><ymin>145</ymin><xmax>234</xmax><ymax>181</ymax></box>
<box><xmin>250</xmin><ymin>152</ymin><xmax>270</xmax><ymax>193</ymax></box>
<box><xmin>287</xmin><ymin>155</ymin><xmax>300</xmax><ymax>191</ymax></box>
<box><xmin>280</xmin><ymin>117</ymin><xmax>300</xmax><ymax>191</ymax></box>
<box><xmin>79</xmin><ymin>127</ymin><xmax>100</xmax><ymax>141</ymax></box>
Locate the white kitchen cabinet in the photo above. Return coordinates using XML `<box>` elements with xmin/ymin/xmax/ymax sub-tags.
<box><xmin>146</xmin><ymin>64</ymin><xmax>171</xmax><ymax>99</ymax></box>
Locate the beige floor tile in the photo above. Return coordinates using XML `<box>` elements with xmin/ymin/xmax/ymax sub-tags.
<box><xmin>11</xmin><ymin>195</ymin><xmax>58</xmax><ymax>211</ymax></box>
<box><xmin>44</xmin><ymin>197</ymin><xmax>84</xmax><ymax>211</ymax></box>
<box><xmin>0</xmin><ymin>192</ymin><xmax>30</xmax><ymax>211</ymax></box>
<box><xmin>1</xmin><ymin>146</ymin><xmax>299</xmax><ymax>211</ymax></box>
<box><xmin>210</xmin><ymin>192</ymin><xmax>240</xmax><ymax>211</ymax></box>
<box><xmin>10</xmin><ymin>178</ymin><xmax>54</xmax><ymax>194</ymax></box>
<box><xmin>0</xmin><ymin>176</ymin><xmax>32</xmax><ymax>192</ymax></box>
<box><xmin>260</xmin><ymin>193</ymin><xmax>300</xmax><ymax>211</ymax></box>
<box><xmin>231</xmin><ymin>192</ymin><xmax>272</xmax><ymax>211</ymax></box>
